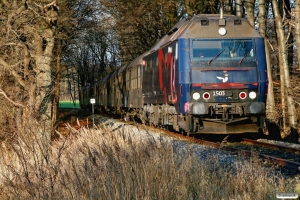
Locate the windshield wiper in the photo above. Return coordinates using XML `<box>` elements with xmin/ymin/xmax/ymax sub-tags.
<box><xmin>238</xmin><ymin>49</ymin><xmax>252</xmax><ymax>66</ymax></box>
<box><xmin>207</xmin><ymin>49</ymin><xmax>225</xmax><ymax>66</ymax></box>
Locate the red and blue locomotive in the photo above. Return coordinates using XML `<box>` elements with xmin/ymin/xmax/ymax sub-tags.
<box><xmin>81</xmin><ymin>14</ymin><xmax>267</xmax><ymax>135</ymax></box>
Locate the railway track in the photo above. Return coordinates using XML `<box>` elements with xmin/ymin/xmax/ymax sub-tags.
<box><xmin>146</xmin><ymin>126</ymin><xmax>300</xmax><ymax>173</ymax></box>
<box><xmin>222</xmin><ymin>140</ymin><xmax>300</xmax><ymax>172</ymax></box>
<box><xmin>196</xmin><ymin>139</ymin><xmax>300</xmax><ymax>172</ymax></box>
<box><xmin>236</xmin><ymin>138</ymin><xmax>300</xmax><ymax>171</ymax></box>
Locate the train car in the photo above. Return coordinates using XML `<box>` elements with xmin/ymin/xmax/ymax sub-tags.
<box><xmin>81</xmin><ymin>13</ymin><xmax>267</xmax><ymax>135</ymax></box>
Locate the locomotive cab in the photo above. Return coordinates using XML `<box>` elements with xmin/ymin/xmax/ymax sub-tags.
<box><xmin>176</xmin><ymin>14</ymin><xmax>267</xmax><ymax>134</ymax></box>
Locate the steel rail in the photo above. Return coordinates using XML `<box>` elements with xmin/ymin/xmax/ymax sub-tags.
<box><xmin>221</xmin><ymin>146</ymin><xmax>300</xmax><ymax>171</ymax></box>
<box><xmin>242</xmin><ymin>138</ymin><xmax>300</xmax><ymax>154</ymax></box>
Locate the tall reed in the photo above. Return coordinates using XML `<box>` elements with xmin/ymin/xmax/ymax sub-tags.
<box><xmin>0</xmin><ymin>123</ymin><xmax>297</xmax><ymax>199</ymax></box>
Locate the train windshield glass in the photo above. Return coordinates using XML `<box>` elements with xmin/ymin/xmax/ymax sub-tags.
<box><xmin>191</xmin><ymin>39</ymin><xmax>255</xmax><ymax>63</ymax></box>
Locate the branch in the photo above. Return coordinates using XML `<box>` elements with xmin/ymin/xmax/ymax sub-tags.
<box><xmin>285</xmin><ymin>24</ymin><xmax>292</xmax><ymax>44</ymax></box>
<box><xmin>43</xmin><ymin>0</ymin><xmax>58</xmax><ymax>10</ymax></box>
<box><xmin>0</xmin><ymin>57</ymin><xmax>27</xmax><ymax>88</ymax></box>
<box><xmin>0</xmin><ymin>89</ymin><xmax>25</xmax><ymax>108</ymax></box>
<box><xmin>33</xmin><ymin>0</ymin><xmax>58</xmax><ymax>11</ymax></box>
<box><xmin>266</xmin><ymin>38</ymin><xmax>275</xmax><ymax>51</ymax></box>
<box><xmin>27</xmin><ymin>3</ymin><xmax>40</xmax><ymax>17</ymax></box>
<box><xmin>33</xmin><ymin>1</ymin><xmax>43</xmax><ymax>10</ymax></box>
<box><xmin>7</xmin><ymin>0</ymin><xmax>27</xmax><ymax>33</ymax></box>
<box><xmin>22</xmin><ymin>24</ymin><xmax>43</xmax><ymax>55</ymax></box>
<box><xmin>0</xmin><ymin>0</ymin><xmax>9</xmax><ymax>7</ymax></box>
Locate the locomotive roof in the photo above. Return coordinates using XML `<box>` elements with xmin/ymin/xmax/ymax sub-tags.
<box><xmin>149</xmin><ymin>14</ymin><xmax>262</xmax><ymax>51</ymax></box>
<box><xmin>182</xmin><ymin>14</ymin><xmax>262</xmax><ymax>38</ymax></box>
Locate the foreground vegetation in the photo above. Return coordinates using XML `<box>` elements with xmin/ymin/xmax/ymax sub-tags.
<box><xmin>0</xmin><ymin>122</ymin><xmax>298</xmax><ymax>199</ymax></box>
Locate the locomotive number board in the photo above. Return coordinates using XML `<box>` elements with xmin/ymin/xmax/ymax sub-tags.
<box><xmin>212</xmin><ymin>91</ymin><xmax>225</xmax><ymax>96</ymax></box>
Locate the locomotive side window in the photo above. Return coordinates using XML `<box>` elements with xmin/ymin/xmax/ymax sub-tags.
<box><xmin>191</xmin><ymin>39</ymin><xmax>255</xmax><ymax>63</ymax></box>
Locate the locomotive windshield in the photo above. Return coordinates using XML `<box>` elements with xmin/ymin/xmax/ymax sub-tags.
<box><xmin>191</xmin><ymin>39</ymin><xmax>255</xmax><ymax>63</ymax></box>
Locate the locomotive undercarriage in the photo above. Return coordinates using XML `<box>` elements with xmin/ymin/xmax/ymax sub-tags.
<box><xmin>136</xmin><ymin>103</ymin><xmax>264</xmax><ymax>134</ymax></box>
<box><xmin>142</xmin><ymin>104</ymin><xmax>179</xmax><ymax>128</ymax></box>
<box><xmin>98</xmin><ymin>102</ymin><xmax>264</xmax><ymax>134</ymax></box>
<box><xmin>178</xmin><ymin>115</ymin><xmax>264</xmax><ymax>134</ymax></box>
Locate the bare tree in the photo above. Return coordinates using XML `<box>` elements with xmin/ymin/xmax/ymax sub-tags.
<box><xmin>258</xmin><ymin>0</ymin><xmax>277</xmax><ymax>122</ymax></box>
<box><xmin>244</xmin><ymin>0</ymin><xmax>255</xmax><ymax>26</ymax></box>
<box><xmin>281</xmin><ymin>0</ymin><xmax>293</xmax><ymax>70</ymax></box>
<box><xmin>235</xmin><ymin>0</ymin><xmax>243</xmax><ymax>17</ymax></box>
<box><xmin>0</xmin><ymin>1</ymin><xmax>59</xmax><ymax>145</ymax></box>
<box><xmin>101</xmin><ymin>0</ymin><xmax>184</xmax><ymax>65</ymax></box>
<box><xmin>64</xmin><ymin>28</ymin><xmax>112</xmax><ymax>98</ymax></box>
<box><xmin>294</xmin><ymin>0</ymin><xmax>300</xmax><ymax>70</ymax></box>
<box><xmin>184</xmin><ymin>0</ymin><xmax>218</xmax><ymax>18</ymax></box>
<box><xmin>223</xmin><ymin>0</ymin><xmax>232</xmax><ymax>14</ymax></box>
<box><xmin>272</xmin><ymin>0</ymin><xmax>298</xmax><ymax>141</ymax></box>
<box><xmin>51</xmin><ymin>0</ymin><xmax>110</xmax><ymax>131</ymax></box>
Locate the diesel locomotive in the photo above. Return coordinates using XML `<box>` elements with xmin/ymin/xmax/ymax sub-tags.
<box><xmin>80</xmin><ymin>13</ymin><xmax>268</xmax><ymax>135</ymax></box>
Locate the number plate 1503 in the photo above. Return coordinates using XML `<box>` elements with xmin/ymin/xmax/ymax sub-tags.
<box><xmin>213</xmin><ymin>91</ymin><xmax>225</xmax><ymax>96</ymax></box>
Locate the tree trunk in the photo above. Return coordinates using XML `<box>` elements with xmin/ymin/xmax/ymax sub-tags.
<box><xmin>235</xmin><ymin>0</ymin><xmax>242</xmax><ymax>17</ymax></box>
<box><xmin>0</xmin><ymin>1</ymin><xmax>58</xmax><ymax>148</ymax></box>
<box><xmin>282</xmin><ymin>0</ymin><xmax>294</xmax><ymax>72</ymax></box>
<box><xmin>52</xmin><ymin>39</ymin><xmax>62</xmax><ymax>139</ymax></box>
<box><xmin>223</xmin><ymin>0</ymin><xmax>232</xmax><ymax>14</ymax></box>
<box><xmin>272</xmin><ymin>0</ymin><xmax>298</xmax><ymax>141</ymax></box>
<box><xmin>258</xmin><ymin>0</ymin><xmax>277</xmax><ymax>121</ymax></box>
<box><xmin>279</xmin><ymin>49</ymin><xmax>287</xmax><ymax>135</ymax></box>
<box><xmin>295</xmin><ymin>0</ymin><xmax>300</xmax><ymax>70</ymax></box>
<box><xmin>244</xmin><ymin>0</ymin><xmax>255</xmax><ymax>26</ymax></box>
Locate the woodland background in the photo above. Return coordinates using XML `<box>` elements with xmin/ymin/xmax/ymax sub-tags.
<box><xmin>1</xmin><ymin>0</ymin><xmax>300</xmax><ymax>147</ymax></box>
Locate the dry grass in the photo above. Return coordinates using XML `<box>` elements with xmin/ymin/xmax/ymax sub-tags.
<box><xmin>0</xmin><ymin>122</ymin><xmax>298</xmax><ymax>200</ymax></box>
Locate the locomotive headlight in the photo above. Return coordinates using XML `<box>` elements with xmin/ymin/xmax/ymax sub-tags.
<box><xmin>192</xmin><ymin>92</ymin><xmax>201</xmax><ymax>100</ymax></box>
<box><xmin>218</xmin><ymin>27</ymin><xmax>227</xmax><ymax>36</ymax></box>
<box><xmin>249</xmin><ymin>91</ymin><xmax>257</xmax><ymax>99</ymax></box>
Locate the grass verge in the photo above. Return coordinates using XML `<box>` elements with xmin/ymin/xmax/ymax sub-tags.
<box><xmin>59</xmin><ymin>100</ymin><xmax>80</xmax><ymax>109</ymax></box>
<box><xmin>0</xmin><ymin>122</ymin><xmax>298</xmax><ymax>199</ymax></box>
